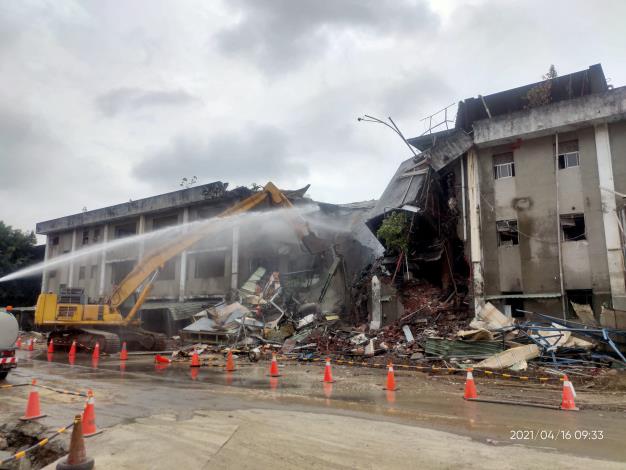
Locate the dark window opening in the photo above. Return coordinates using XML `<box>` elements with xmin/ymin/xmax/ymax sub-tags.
<box><xmin>194</xmin><ymin>252</ymin><xmax>226</xmax><ymax>278</ymax></box>
<box><xmin>502</xmin><ymin>293</ymin><xmax>524</xmax><ymax>318</ymax></box>
<box><xmin>566</xmin><ymin>289</ymin><xmax>593</xmax><ymax>318</ymax></box>
<box><xmin>114</xmin><ymin>222</ymin><xmax>137</xmax><ymax>239</ymax></box>
<box><xmin>560</xmin><ymin>214</ymin><xmax>586</xmax><ymax>241</ymax></box>
<box><xmin>93</xmin><ymin>228</ymin><xmax>101</xmax><ymax>243</ymax></box>
<box><xmin>493</xmin><ymin>152</ymin><xmax>515</xmax><ymax>179</ymax></box>
<box><xmin>152</xmin><ymin>214</ymin><xmax>179</xmax><ymax>231</ymax></box>
<box><xmin>111</xmin><ymin>260</ymin><xmax>135</xmax><ymax>285</ymax></box>
<box><xmin>49</xmin><ymin>270</ymin><xmax>57</xmax><ymax>278</ymax></box>
<box><xmin>78</xmin><ymin>266</ymin><xmax>86</xmax><ymax>280</ymax></box>
<box><xmin>159</xmin><ymin>258</ymin><xmax>177</xmax><ymax>281</ymax></box>
<box><xmin>556</xmin><ymin>140</ymin><xmax>580</xmax><ymax>169</ymax></box>
<box><xmin>51</xmin><ymin>236</ymin><xmax>60</xmax><ymax>246</ymax></box>
<box><xmin>82</xmin><ymin>230</ymin><xmax>89</xmax><ymax>245</ymax></box>
<box><xmin>497</xmin><ymin>220</ymin><xmax>519</xmax><ymax>246</ymax></box>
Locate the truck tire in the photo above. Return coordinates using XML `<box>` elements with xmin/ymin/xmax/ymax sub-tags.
<box><xmin>0</xmin><ymin>371</ymin><xmax>8</xmax><ymax>380</ymax></box>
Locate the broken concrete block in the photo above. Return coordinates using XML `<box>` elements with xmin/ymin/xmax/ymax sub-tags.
<box><xmin>475</xmin><ymin>344</ymin><xmax>539</xmax><ymax>369</ymax></box>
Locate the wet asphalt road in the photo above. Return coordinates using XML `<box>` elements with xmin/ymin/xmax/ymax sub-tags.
<box><xmin>2</xmin><ymin>349</ymin><xmax>625</xmax><ymax>466</ymax></box>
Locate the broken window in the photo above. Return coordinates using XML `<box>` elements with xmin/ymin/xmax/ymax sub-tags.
<box><xmin>194</xmin><ymin>252</ymin><xmax>226</xmax><ymax>278</ymax></box>
<box><xmin>493</xmin><ymin>152</ymin><xmax>515</xmax><ymax>179</ymax></box>
<box><xmin>90</xmin><ymin>265</ymin><xmax>98</xmax><ymax>279</ymax></box>
<box><xmin>560</xmin><ymin>213</ymin><xmax>586</xmax><ymax>241</ymax></box>
<box><xmin>51</xmin><ymin>236</ymin><xmax>59</xmax><ymax>246</ymax></box>
<box><xmin>496</xmin><ymin>220</ymin><xmax>519</xmax><ymax>246</ymax></box>
<box><xmin>114</xmin><ymin>222</ymin><xmax>137</xmax><ymax>239</ymax></box>
<box><xmin>78</xmin><ymin>266</ymin><xmax>86</xmax><ymax>280</ymax></box>
<box><xmin>556</xmin><ymin>140</ymin><xmax>580</xmax><ymax>169</ymax></box>
<box><xmin>111</xmin><ymin>261</ymin><xmax>135</xmax><ymax>285</ymax></box>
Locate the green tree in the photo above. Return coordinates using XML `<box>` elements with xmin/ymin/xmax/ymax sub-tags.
<box><xmin>0</xmin><ymin>221</ymin><xmax>40</xmax><ymax>306</ymax></box>
<box><xmin>376</xmin><ymin>211</ymin><xmax>409</xmax><ymax>253</ymax></box>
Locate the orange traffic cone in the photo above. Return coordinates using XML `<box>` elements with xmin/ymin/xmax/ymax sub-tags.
<box><xmin>322</xmin><ymin>357</ymin><xmax>335</xmax><ymax>383</ymax></box>
<box><xmin>82</xmin><ymin>390</ymin><xmax>101</xmax><ymax>437</ymax></box>
<box><xmin>463</xmin><ymin>368</ymin><xmax>478</xmax><ymax>400</ymax></box>
<box><xmin>15</xmin><ymin>337</ymin><xmax>22</xmax><ymax>349</ymax></box>
<box><xmin>20</xmin><ymin>379</ymin><xmax>46</xmax><ymax>421</ymax></box>
<box><xmin>190</xmin><ymin>351</ymin><xmax>200</xmax><ymax>367</ymax></box>
<box><xmin>269</xmin><ymin>353</ymin><xmax>281</xmax><ymax>377</ymax></box>
<box><xmin>57</xmin><ymin>414</ymin><xmax>95</xmax><ymax>469</ymax></box>
<box><xmin>225</xmin><ymin>350</ymin><xmax>236</xmax><ymax>372</ymax></box>
<box><xmin>154</xmin><ymin>354</ymin><xmax>171</xmax><ymax>364</ymax></box>
<box><xmin>190</xmin><ymin>367</ymin><xmax>199</xmax><ymax>381</ymax></box>
<box><xmin>69</xmin><ymin>340</ymin><xmax>77</xmax><ymax>358</ymax></box>
<box><xmin>91</xmin><ymin>342</ymin><xmax>100</xmax><ymax>361</ymax></box>
<box><xmin>28</xmin><ymin>339</ymin><xmax>34</xmax><ymax>352</ymax></box>
<box><xmin>47</xmin><ymin>338</ymin><xmax>54</xmax><ymax>354</ymax></box>
<box><xmin>120</xmin><ymin>342</ymin><xmax>128</xmax><ymax>361</ymax></box>
<box><xmin>560</xmin><ymin>375</ymin><xmax>579</xmax><ymax>411</ymax></box>
<box><xmin>383</xmin><ymin>362</ymin><xmax>397</xmax><ymax>391</ymax></box>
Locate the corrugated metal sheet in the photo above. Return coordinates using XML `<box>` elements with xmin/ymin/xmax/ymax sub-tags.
<box><xmin>424</xmin><ymin>338</ymin><xmax>505</xmax><ymax>358</ymax></box>
<box><xmin>367</xmin><ymin>156</ymin><xmax>429</xmax><ymax>228</ymax></box>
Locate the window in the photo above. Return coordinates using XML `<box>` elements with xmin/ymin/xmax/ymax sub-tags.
<box><xmin>78</xmin><ymin>266</ymin><xmax>86</xmax><ymax>280</ymax></box>
<box><xmin>93</xmin><ymin>228</ymin><xmax>101</xmax><ymax>243</ymax></box>
<box><xmin>152</xmin><ymin>214</ymin><xmax>179</xmax><ymax>231</ymax></box>
<box><xmin>496</xmin><ymin>220</ymin><xmax>519</xmax><ymax>246</ymax></box>
<box><xmin>158</xmin><ymin>258</ymin><xmax>177</xmax><ymax>281</ymax></box>
<box><xmin>90</xmin><ymin>265</ymin><xmax>98</xmax><ymax>279</ymax></box>
<box><xmin>194</xmin><ymin>252</ymin><xmax>226</xmax><ymax>278</ymax></box>
<box><xmin>49</xmin><ymin>270</ymin><xmax>57</xmax><ymax>278</ymax></box>
<box><xmin>560</xmin><ymin>214</ymin><xmax>586</xmax><ymax>241</ymax></box>
<box><xmin>111</xmin><ymin>261</ymin><xmax>135</xmax><ymax>285</ymax></box>
<box><xmin>493</xmin><ymin>152</ymin><xmax>515</xmax><ymax>179</ymax></box>
<box><xmin>82</xmin><ymin>229</ymin><xmax>89</xmax><ymax>245</ymax></box>
<box><xmin>51</xmin><ymin>236</ymin><xmax>60</xmax><ymax>246</ymax></box>
<box><xmin>114</xmin><ymin>222</ymin><xmax>137</xmax><ymax>239</ymax></box>
<box><xmin>557</xmin><ymin>140</ymin><xmax>579</xmax><ymax>169</ymax></box>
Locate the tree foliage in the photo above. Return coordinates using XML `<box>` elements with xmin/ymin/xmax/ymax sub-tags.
<box><xmin>525</xmin><ymin>64</ymin><xmax>558</xmax><ymax>108</ymax></box>
<box><xmin>0</xmin><ymin>221</ymin><xmax>40</xmax><ymax>306</ymax></box>
<box><xmin>376</xmin><ymin>211</ymin><xmax>409</xmax><ymax>253</ymax></box>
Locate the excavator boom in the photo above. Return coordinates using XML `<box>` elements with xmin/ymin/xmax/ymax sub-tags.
<box><xmin>108</xmin><ymin>182</ymin><xmax>324</xmax><ymax>314</ymax></box>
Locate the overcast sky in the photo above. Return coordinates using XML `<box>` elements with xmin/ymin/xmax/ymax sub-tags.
<box><xmin>2</xmin><ymin>0</ymin><xmax>625</xmax><ymax>238</ymax></box>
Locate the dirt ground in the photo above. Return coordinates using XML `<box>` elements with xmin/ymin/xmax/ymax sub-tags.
<box><xmin>1</xmin><ymin>349</ymin><xmax>625</xmax><ymax>469</ymax></box>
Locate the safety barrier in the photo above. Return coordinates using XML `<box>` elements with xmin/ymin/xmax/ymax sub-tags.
<box><xmin>0</xmin><ymin>381</ymin><xmax>87</xmax><ymax>397</ymax></box>
<box><xmin>0</xmin><ymin>420</ymin><xmax>74</xmax><ymax>466</ymax></box>
<box><xmin>275</xmin><ymin>355</ymin><xmax>566</xmax><ymax>384</ymax></box>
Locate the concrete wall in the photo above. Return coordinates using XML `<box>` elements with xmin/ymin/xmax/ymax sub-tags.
<box><xmin>477</xmin><ymin>126</ymin><xmax>613</xmax><ymax>311</ymax></box>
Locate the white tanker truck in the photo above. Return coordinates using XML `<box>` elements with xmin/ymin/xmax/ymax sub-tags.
<box><xmin>0</xmin><ymin>307</ymin><xmax>19</xmax><ymax>380</ymax></box>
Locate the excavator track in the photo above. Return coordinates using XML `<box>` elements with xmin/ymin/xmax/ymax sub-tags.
<box><xmin>120</xmin><ymin>328</ymin><xmax>168</xmax><ymax>351</ymax></box>
<box><xmin>49</xmin><ymin>328</ymin><xmax>121</xmax><ymax>354</ymax></box>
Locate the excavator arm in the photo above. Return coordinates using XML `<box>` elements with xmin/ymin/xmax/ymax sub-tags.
<box><xmin>108</xmin><ymin>182</ymin><xmax>326</xmax><ymax>320</ymax></box>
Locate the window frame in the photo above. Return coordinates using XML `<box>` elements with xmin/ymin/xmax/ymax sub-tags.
<box><xmin>560</xmin><ymin>213</ymin><xmax>587</xmax><ymax>242</ymax></box>
<box><xmin>496</xmin><ymin>219</ymin><xmax>519</xmax><ymax>246</ymax></box>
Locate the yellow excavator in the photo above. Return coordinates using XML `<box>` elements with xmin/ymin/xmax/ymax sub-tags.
<box><xmin>34</xmin><ymin>182</ymin><xmax>326</xmax><ymax>353</ymax></box>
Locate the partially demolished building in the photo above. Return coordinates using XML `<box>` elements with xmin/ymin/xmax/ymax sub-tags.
<box><xmin>35</xmin><ymin>183</ymin><xmax>380</xmax><ymax>335</ymax></box>
<box><xmin>395</xmin><ymin>63</ymin><xmax>626</xmax><ymax>325</ymax></box>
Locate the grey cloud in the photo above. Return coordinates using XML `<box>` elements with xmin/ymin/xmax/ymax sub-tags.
<box><xmin>216</xmin><ymin>0</ymin><xmax>438</xmax><ymax>73</ymax></box>
<box><xmin>96</xmin><ymin>87</ymin><xmax>201</xmax><ymax>117</ymax></box>
<box><xmin>133</xmin><ymin>124</ymin><xmax>308</xmax><ymax>186</ymax></box>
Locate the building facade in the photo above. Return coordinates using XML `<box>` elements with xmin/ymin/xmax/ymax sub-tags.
<box><xmin>408</xmin><ymin>64</ymin><xmax>626</xmax><ymax>318</ymax></box>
